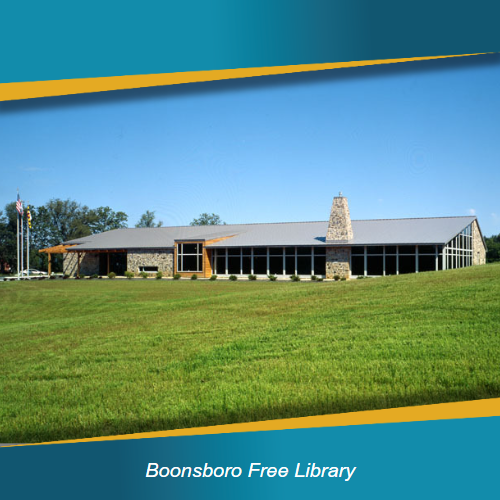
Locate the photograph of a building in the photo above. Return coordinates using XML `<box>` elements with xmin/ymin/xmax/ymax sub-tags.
<box><xmin>2</xmin><ymin>55</ymin><xmax>499</xmax><ymax>445</ymax></box>
<box><xmin>46</xmin><ymin>194</ymin><xmax>487</xmax><ymax>279</ymax></box>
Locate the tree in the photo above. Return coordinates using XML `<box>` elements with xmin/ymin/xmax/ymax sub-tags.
<box><xmin>135</xmin><ymin>210</ymin><xmax>163</xmax><ymax>228</ymax></box>
<box><xmin>0</xmin><ymin>207</ymin><xmax>17</xmax><ymax>273</ymax></box>
<box><xmin>190</xmin><ymin>213</ymin><xmax>226</xmax><ymax>226</ymax></box>
<box><xmin>0</xmin><ymin>199</ymin><xmax>129</xmax><ymax>273</ymax></box>
<box><xmin>485</xmin><ymin>234</ymin><xmax>500</xmax><ymax>263</ymax></box>
<box><xmin>85</xmin><ymin>206</ymin><xmax>128</xmax><ymax>233</ymax></box>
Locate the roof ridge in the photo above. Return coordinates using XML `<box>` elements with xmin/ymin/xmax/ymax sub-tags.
<box><xmin>123</xmin><ymin>221</ymin><xmax>329</xmax><ymax>228</ymax></box>
<box><xmin>119</xmin><ymin>216</ymin><xmax>474</xmax><ymax>229</ymax></box>
<box><xmin>353</xmin><ymin>216</ymin><xmax>475</xmax><ymax>222</ymax></box>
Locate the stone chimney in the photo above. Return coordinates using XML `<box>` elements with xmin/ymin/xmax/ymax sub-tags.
<box><xmin>326</xmin><ymin>192</ymin><xmax>353</xmax><ymax>241</ymax></box>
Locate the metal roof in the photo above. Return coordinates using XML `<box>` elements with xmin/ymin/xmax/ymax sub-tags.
<box><xmin>347</xmin><ymin>216</ymin><xmax>477</xmax><ymax>246</ymax></box>
<box><xmin>63</xmin><ymin>225</ymin><xmax>239</xmax><ymax>250</ymax></box>
<box><xmin>64</xmin><ymin>216</ymin><xmax>477</xmax><ymax>251</ymax></box>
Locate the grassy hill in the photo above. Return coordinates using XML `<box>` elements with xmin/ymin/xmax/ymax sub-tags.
<box><xmin>1</xmin><ymin>264</ymin><xmax>500</xmax><ymax>442</ymax></box>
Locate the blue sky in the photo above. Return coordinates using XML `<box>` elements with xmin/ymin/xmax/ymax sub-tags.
<box><xmin>1</xmin><ymin>54</ymin><xmax>499</xmax><ymax>236</ymax></box>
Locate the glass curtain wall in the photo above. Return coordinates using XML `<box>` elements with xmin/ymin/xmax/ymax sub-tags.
<box><xmin>350</xmin><ymin>224</ymin><xmax>473</xmax><ymax>276</ymax></box>
<box><xmin>213</xmin><ymin>246</ymin><xmax>326</xmax><ymax>276</ymax></box>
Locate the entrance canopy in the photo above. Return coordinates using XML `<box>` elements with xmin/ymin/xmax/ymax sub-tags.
<box><xmin>39</xmin><ymin>245</ymin><xmax>76</xmax><ymax>274</ymax></box>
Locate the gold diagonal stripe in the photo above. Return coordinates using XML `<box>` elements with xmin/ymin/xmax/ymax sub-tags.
<box><xmin>0</xmin><ymin>54</ymin><xmax>486</xmax><ymax>102</ymax></box>
<box><xmin>7</xmin><ymin>397</ymin><xmax>500</xmax><ymax>447</ymax></box>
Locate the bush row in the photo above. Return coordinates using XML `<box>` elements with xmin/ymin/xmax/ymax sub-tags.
<box><xmin>72</xmin><ymin>273</ymin><xmax>336</xmax><ymax>282</ymax></box>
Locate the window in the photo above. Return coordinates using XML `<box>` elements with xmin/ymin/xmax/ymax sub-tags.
<box><xmin>351</xmin><ymin>256</ymin><xmax>364</xmax><ymax>275</ymax></box>
<box><xmin>177</xmin><ymin>243</ymin><xmax>203</xmax><ymax>272</ymax></box>
<box><xmin>399</xmin><ymin>245</ymin><xmax>415</xmax><ymax>254</ymax></box>
<box><xmin>418</xmin><ymin>255</ymin><xmax>436</xmax><ymax>272</ymax></box>
<box><xmin>215</xmin><ymin>249</ymin><xmax>226</xmax><ymax>274</ymax></box>
<box><xmin>367</xmin><ymin>256</ymin><xmax>383</xmax><ymax>275</ymax></box>
<box><xmin>211</xmin><ymin>246</ymin><xmax>326</xmax><ymax>276</ymax></box>
<box><xmin>367</xmin><ymin>246</ymin><xmax>383</xmax><ymax>255</ymax></box>
<box><xmin>139</xmin><ymin>266</ymin><xmax>158</xmax><ymax>273</ymax></box>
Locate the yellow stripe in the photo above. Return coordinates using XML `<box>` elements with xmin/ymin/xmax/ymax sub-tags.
<box><xmin>0</xmin><ymin>54</ymin><xmax>485</xmax><ymax>102</ymax></box>
<box><xmin>10</xmin><ymin>397</ymin><xmax>500</xmax><ymax>447</ymax></box>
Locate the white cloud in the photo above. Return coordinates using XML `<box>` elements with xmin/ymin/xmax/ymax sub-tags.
<box><xmin>468</xmin><ymin>208</ymin><xmax>476</xmax><ymax>215</ymax></box>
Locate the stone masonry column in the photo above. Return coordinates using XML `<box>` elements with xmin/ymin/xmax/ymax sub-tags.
<box><xmin>325</xmin><ymin>192</ymin><xmax>353</xmax><ymax>279</ymax></box>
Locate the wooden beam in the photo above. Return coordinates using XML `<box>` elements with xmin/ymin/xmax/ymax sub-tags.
<box><xmin>204</xmin><ymin>235</ymin><xmax>237</xmax><ymax>246</ymax></box>
<box><xmin>203</xmin><ymin>248</ymin><xmax>213</xmax><ymax>278</ymax></box>
<box><xmin>39</xmin><ymin>244</ymin><xmax>76</xmax><ymax>254</ymax></box>
<box><xmin>48</xmin><ymin>253</ymin><xmax>52</xmax><ymax>275</ymax></box>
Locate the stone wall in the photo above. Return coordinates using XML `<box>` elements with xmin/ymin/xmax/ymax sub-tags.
<box><xmin>127</xmin><ymin>249</ymin><xmax>174</xmax><ymax>276</ymax></box>
<box><xmin>326</xmin><ymin>195</ymin><xmax>353</xmax><ymax>241</ymax></box>
<box><xmin>63</xmin><ymin>252</ymin><xmax>99</xmax><ymax>277</ymax></box>
<box><xmin>326</xmin><ymin>247</ymin><xmax>351</xmax><ymax>279</ymax></box>
<box><xmin>472</xmin><ymin>220</ymin><xmax>486</xmax><ymax>266</ymax></box>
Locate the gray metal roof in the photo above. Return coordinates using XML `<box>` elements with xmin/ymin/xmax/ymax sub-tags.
<box><xmin>64</xmin><ymin>225</ymin><xmax>240</xmax><ymax>250</ymax></box>
<box><xmin>346</xmin><ymin>216</ymin><xmax>477</xmax><ymax>246</ymax></box>
<box><xmin>64</xmin><ymin>216</ymin><xmax>477</xmax><ymax>251</ymax></box>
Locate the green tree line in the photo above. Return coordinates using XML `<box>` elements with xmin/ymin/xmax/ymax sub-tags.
<box><xmin>0</xmin><ymin>200</ymin><xmax>222</xmax><ymax>274</ymax></box>
<box><xmin>0</xmin><ymin>199</ymin><xmax>127</xmax><ymax>273</ymax></box>
<box><xmin>485</xmin><ymin>234</ymin><xmax>500</xmax><ymax>263</ymax></box>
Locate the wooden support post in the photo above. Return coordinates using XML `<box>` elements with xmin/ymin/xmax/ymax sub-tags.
<box><xmin>48</xmin><ymin>253</ymin><xmax>52</xmax><ymax>275</ymax></box>
<box><xmin>77</xmin><ymin>252</ymin><xmax>81</xmax><ymax>277</ymax></box>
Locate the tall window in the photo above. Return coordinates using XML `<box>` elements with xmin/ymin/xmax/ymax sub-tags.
<box><xmin>213</xmin><ymin>246</ymin><xmax>326</xmax><ymax>276</ymax></box>
<box><xmin>177</xmin><ymin>243</ymin><xmax>203</xmax><ymax>272</ymax></box>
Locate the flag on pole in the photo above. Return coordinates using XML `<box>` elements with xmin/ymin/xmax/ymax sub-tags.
<box><xmin>16</xmin><ymin>193</ymin><xmax>23</xmax><ymax>215</ymax></box>
<box><xmin>27</xmin><ymin>205</ymin><xmax>32</xmax><ymax>228</ymax></box>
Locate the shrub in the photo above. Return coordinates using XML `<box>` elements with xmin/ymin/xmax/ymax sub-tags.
<box><xmin>341</xmin><ymin>276</ymin><xmax>347</xmax><ymax>281</ymax></box>
<box><xmin>49</xmin><ymin>275</ymin><xmax>56</xmax><ymax>280</ymax></box>
<box><xmin>209</xmin><ymin>275</ymin><xmax>218</xmax><ymax>280</ymax></box>
<box><xmin>290</xmin><ymin>275</ymin><xmax>300</xmax><ymax>282</ymax></box>
<box><xmin>156</xmin><ymin>272</ymin><xmax>163</xmax><ymax>280</ymax></box>
<box><xmin>107</xmin><ymin>272</ymin><xmax>116</xmax><ymax>279</ymax></box>
<box><xmin>124</xmin><ymin>271</ymin><xmax>134</xmax><ymax>279</ymax></box>
<box><xmin>191</xmin><ymin>274</ymin><xmax>198</xmax><ymax>280</ymax></box>
<box><xmin>356</xmin><ymin>275</ymin><xmax>365</xmax><ymax>280</ymax></box>
<box><xmin>173</xmin><ymin>273</ymin><xmax>181</xmax><ymax>280</ymax></box>
<box><xmin>248</xmin><ymin>274</ymin><xmax>257</xmax><ymax>281</ymax></box>
<box><xmin>316</xmin><ymin>277</ymin><xmax>324</xmax><ymax>282</ymax></box>
<box><xmin>311</xmin><ymin>275</ymin><xmax>317</xmax><ymax>281</ymax></box>
<box><xmin>87</xmin><ymin>275</ymin><xmax>93</xmax><ymax>279</ymax></box>
<box><xmin>333</xmin><ymin>274</ymin><xmax>341</xmax><ymax>281</ymax></box>
<box><xmin>140</xmin><ymin>271</ymin><xmax>148</xmax><ymax>279</ymax></box>
<box><xmin>92</xmin><ymin>274</ymin><xmax>99</xmax><ymax>279</ymax></box>
<box><xmin>268</xmin><ymin>274</ymin><xmax>277</xmax><ymax>281</ymax></box>
<box><xmin>229</xmin><ymin>275</ymin><xmax>238</xmax><ymax>281</ymax></box>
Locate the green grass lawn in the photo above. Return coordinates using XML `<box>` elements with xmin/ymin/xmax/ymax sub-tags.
<box><xmin>1</xmin><ymin>265</ymin><xmax>500</xmax><ymax>443</ymax></box>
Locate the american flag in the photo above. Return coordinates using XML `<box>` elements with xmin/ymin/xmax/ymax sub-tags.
<box><xmin>16</xmin><ymin>193</ymin><xmax>23</xmax><ymax>216</ymax></box>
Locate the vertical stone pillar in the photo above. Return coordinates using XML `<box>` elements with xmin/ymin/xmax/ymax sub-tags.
<box><xmin>326</xmin><ymin>193</ymin><xmax>353</xmax><ymax>279</ymax></box>
<box><xmin>326</xmin><ymin>193</ymin><xmax>353</xmax><ymax>241</ymax></box>
<box><xmin>472</xmin><ymin>220</ymin><xmax>486</xmax><ymax>265</ymax></box>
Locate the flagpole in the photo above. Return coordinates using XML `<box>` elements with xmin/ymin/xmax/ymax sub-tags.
<box><xmin>26</xmin><ymin>201</ymin><xmax>30</xmax><ymax>276</ymax></box>
<box><xmin>21</xmin><ymin>201</ymin><xmax>24</xmax><ymax>276</ymax></box>
<box><xmin>17</xmin><ymin>190</ymin><xmax>20</xmax><ymax>280</ymax></box>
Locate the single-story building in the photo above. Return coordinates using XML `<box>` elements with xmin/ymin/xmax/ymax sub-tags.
<box><xmin>40</xmin><ymin>194</ymin><xmax>487</xmax><ymax>279</ymax></box>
